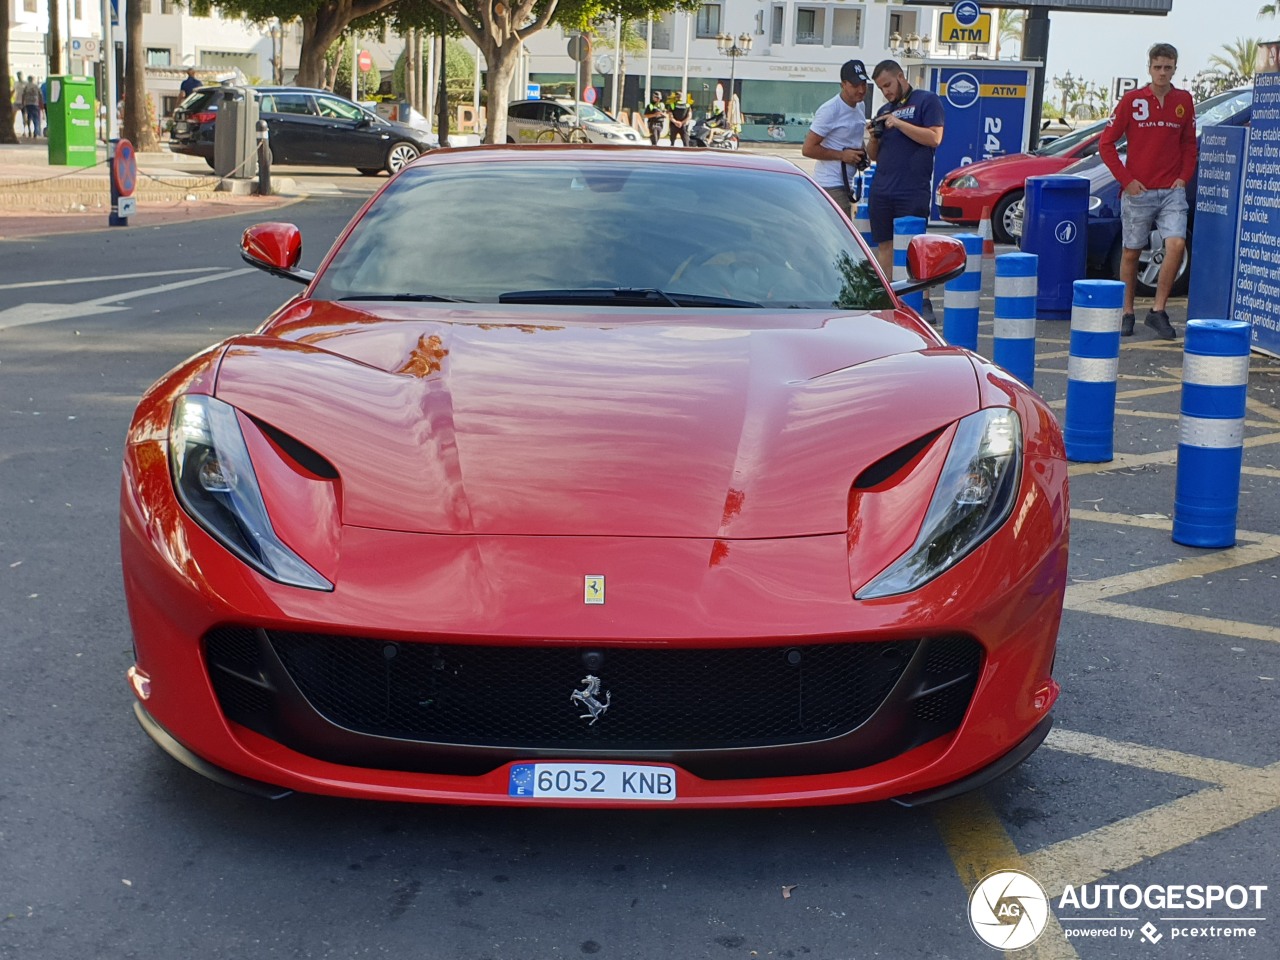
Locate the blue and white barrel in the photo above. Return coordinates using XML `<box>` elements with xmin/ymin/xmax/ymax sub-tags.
<box><xmin>992</xmin><ymin>252</ymin><xmax>1038</xmax><ymax>386</ymax></box>
<box><xmin>893</xmin><ymin>215</ymin><xmax>926</xmax><ymax>315</ymax></box>
<box><xmin>942</xmin><ymin>234</ymin><xmax>984</xmax><ymax>351</ymax></box>
<box><xmin>1173</xmin><ymin>319</ymin><xmax>1251</xmax><ymax>548</ymax></box>
<box><xmin>1064</xmin><ymin>279</ymin><xmax>1125</xmax><ymax>462</ymax></box>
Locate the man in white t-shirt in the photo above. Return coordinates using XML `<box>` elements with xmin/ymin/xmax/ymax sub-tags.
<box><xmin>802</xmin><ymin>59</ymin><xmax>870</xmax><ymax>216</ymax></box>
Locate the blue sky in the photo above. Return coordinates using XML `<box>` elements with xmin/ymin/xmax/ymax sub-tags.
<box><xmin>1031</xmin><ymin>0</ymin><xmax>1277</xmax><ymax>89</ymax></box>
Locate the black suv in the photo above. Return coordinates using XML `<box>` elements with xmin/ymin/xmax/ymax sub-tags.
<box><xmin>170</xmin><ymin>85</ymin><xmax>434</xmax><ymax>175</ymax></box>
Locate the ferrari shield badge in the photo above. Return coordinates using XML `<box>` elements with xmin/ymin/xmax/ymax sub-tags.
<box><xmin>584</xmin><ymin>574</ymin><xmax>605</xmax><ymax>604</ymax></box>
<box><xmin>571</xmin><ymin>675</ymin><xmax>611</xmax><ymax>724</ymax></box>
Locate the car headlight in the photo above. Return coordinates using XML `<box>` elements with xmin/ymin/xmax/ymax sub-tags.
<box><xmin>169</xmin><ymin>395</ymin><xmax>332</xmax><ymax>591</ymax></box>
<box><xmin>857</xmin><ymin>408</ymin><xmax>1022</xmax><ymax>599</ymax></box>
<box><xmin>953</xmin><ymin>174</ymin><xmax>981</xmax><ymax>190</ymax></box>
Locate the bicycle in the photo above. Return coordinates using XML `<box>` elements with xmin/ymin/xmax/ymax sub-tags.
<box><xmin>535</xmin><ymin>115</ymin><xmax>591</xmax><ymax>144</ymax></box>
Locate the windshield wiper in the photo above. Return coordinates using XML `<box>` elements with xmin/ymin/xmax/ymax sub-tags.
<box><xmin>335</xmin><ymin>293</ymin><xmax>473</xmax><ymax>303</ymax></box>
<box><xmin>497</xmin><ymin>287</ymin><xmax>763</xmax><ymax>308</ymax></box>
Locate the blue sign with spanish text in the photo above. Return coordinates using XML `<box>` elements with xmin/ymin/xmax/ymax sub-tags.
<box><xmin>1232</xmin><ymin>70</ymin><xmax>1280</xmax><ymax>358</ymax></box>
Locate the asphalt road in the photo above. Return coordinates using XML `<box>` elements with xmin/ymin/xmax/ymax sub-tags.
<box><xmin>1</xmin><ymin>196</ymin><xmax>1278</xmax><ymax>960</ymax></box>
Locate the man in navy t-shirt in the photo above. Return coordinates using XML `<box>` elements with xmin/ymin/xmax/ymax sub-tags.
<box><xmin>865</xmin><ymin>60</ymin><xmax>945</xmax><ymax>306</ymax></box>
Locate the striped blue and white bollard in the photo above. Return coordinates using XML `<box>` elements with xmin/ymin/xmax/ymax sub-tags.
<box><xmin>893</xmin><ymin>215</ymin><xmax>926</xmax><ymax>315</ymax></box>
<box><xmin>1172</xmin><ymin>319</ymin><xmax>1251</xmax><ymax>548</ymax></box>
<box><xmin>992</xmin><ymin>252</ymin><xmax>1039</xmax><ymax>387</ymax></box>
<box><xmin>1064</xmin><ymin>279</ymin><xmax>1125</xmax><ymax>462</ymax></box>
<box><xmin>942</xmin><ymin>234</ymin><xmax>984</xmax><ymax>351</ymax></box>
<box><xmin>854</xmin><ymin>198</ymin><xmax>874</xmax><ymax>251</ymax></box>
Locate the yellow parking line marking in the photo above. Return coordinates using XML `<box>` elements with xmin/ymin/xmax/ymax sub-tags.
<box><xmin>1023</xmin><ymin>761</ymin><xmax>1280</xmax><ymax>896</ymax></box>
<box><xmin>1063</xmin><ymin>598</ymin><xmax>1280</xmax><ymax>645</ymax></box>
<box><xmin>934</xmin><ymin>793</ymin><xmax>1082</xmax><ymax>959</ymax></box>
<box><xmin>1247</xmin><ymin>397</ymin><xmax>1280</xmax><ymax>423</ymax></box>
<box><xmin>1243</xmin><ymin>465</ymin><xmax>1280</xmax><ymax>478</ymax></box>
<box><xmin>1044</xmin><ymin>728</ymin><xmax>1253</xmax><ymax>784</ymax></box>
<box><xmin>1064</xmin><ymin>541</ymin><xmax>1280</xmax><ymax>604</ymax></box>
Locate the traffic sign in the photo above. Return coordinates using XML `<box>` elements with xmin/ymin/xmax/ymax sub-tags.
<box><xmin>583</xmin><ymin>87</ymin><xmax>598</xmax><ymax>105</ymax></box>
<box><xmin>567</xmin><ymin>35</ymin><xmax>589</xmax><ymax>63</ymax></box>
<box><xmin>357</xmin><ymin>50</ymin><xmax>373</xmax><ymax>73</ymax></box>
<box><xmin>112</xmin><ymin>138</ymin><xmax>136</xmax><ymax>197</ymax></box>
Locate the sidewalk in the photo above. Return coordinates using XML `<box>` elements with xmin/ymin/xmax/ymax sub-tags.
<box><xmin>0</xmin><ymin>139</ymin><xmax>300</xmax><ymax>239</ymax></box>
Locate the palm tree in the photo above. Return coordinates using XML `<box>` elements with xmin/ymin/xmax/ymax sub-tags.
<box><xmin>1209</xmin><ymin>37</ymin><xmax>1260</xmax><ymax>81</ymax></box>
<box><xmin>1261</xmin><ymin>4</ymin><xmax>1277</xmax><ymax>18</ymax></box>
<box><xmin>995</xmin><ymin>9</ymin><xmax>1025</xmax><ymax>60</ymax></box>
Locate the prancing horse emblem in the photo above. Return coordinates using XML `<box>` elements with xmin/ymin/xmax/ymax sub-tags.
<box><xmin>571</xmin><ymin>674</ymin><xmax>611</xmax><ymax>725</ymax></box>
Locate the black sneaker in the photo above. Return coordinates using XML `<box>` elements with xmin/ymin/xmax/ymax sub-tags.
<box><xmin>921</xmin><ymin>298</ymin><xmax>937</xmax><ymax>326</ymax></box>
<box><xmin>1144</xmin><ymin>309</ymin><xmax>1177</xmax><ymax>340</ymax></box>
<box><xmin>1121</xmin><ymin>312</ymin><xmax>1136</xmax><ymax>336</ymax></box>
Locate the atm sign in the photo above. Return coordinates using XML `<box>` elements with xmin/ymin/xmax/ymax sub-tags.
<box><xmin>940</xmin><ymin>12</ymin><xmax>992</xmax><ymax>44</ymax></box>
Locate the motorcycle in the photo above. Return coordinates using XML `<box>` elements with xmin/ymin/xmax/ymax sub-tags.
<box><xmin>690</xmin><ymin>115</ymin><xmax>739</xmax><ymax>150</ymax></box>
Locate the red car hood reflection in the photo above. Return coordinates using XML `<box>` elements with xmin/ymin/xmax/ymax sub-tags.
<box><xmin>214</xmin><ymin>302</ymin><xmax>979</xmax><ymax>538</ymax></box>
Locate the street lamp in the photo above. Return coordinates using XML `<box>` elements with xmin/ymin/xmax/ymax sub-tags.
<box><xmin>715</xmin><ymin>31</ymin><xmax>752</xmax><ymax>104</ymax></box>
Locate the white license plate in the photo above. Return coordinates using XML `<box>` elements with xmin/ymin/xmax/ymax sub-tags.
<box><xmin>174</xmin><ymin>122</ymin><xmax>189</xmax><ymax>134</ymax></box>
<box><xmin>508</xmin><ymin>763</ymin><xmax>677</xmax><ymax>801</ymax></box>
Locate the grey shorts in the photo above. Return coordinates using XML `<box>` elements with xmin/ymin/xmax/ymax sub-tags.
<box><xmin>822</xmin><ymin>185</ymin><xmax>853</xmax><ymax>217</ymax></box>
<box><xmin>1121</xmin><ymin>187</ymin><xmax>1188</xmax><ymax>249</ymax></box>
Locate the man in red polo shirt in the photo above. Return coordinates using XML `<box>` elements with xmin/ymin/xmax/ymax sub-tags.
<box><xmin>1099</xmin><ymin>42</ymin><xmax>1197</xmax><ymax>340</ymax></box>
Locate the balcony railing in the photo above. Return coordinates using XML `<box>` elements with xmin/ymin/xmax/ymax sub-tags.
<box><xmin>795</xmin><ymin>31</ymin><xmax>822</xmax><ymax>45</ymax></box>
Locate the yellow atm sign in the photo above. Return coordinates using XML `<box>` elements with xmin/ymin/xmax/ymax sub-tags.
<box><xmin>940</xmin><ymin>12</ymin><xmax>992</xmax><ymax>45</ymax></box>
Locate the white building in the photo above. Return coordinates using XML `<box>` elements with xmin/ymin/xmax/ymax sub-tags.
<box><xmin>7</xmin><ymin>1</ymin><xmax>301</xmax><ymax>124</ymax></box>
<box><xmin>521</xmin><ymin>2</ymin><xmax>999</xmax><ymax>141</ymax></box>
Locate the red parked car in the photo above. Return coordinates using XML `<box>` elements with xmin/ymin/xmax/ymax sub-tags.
<box><xmin>122</xmin><ymin>147</ymin><xmax>1068</xmax><ymax>808</ymax></box>
<box><xmin>936</xmin><ymin>118</ymin><xmax>1108</xmax><ymax>244</ymax></box>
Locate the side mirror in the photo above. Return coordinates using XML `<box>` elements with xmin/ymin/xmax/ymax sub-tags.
<box><xmin>890</xmin><ymin>234</ymin><xmax>967</xmax><ymax>297</ymax></box>
<box><xmin>240</xmin><ymin>222</ymin><xmax>315</xmax><ymax>285</ymax></box>
<box><xmin>356</xmin><ymin>115</ymin><xmax>373</xmax><ymax>128</ymax></box>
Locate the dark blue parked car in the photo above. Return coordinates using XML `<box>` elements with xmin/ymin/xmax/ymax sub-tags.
<box><xmin>1013</xmin><ymin>86</ymin><xmax>1252</xmax><ymax>296</ymax></box>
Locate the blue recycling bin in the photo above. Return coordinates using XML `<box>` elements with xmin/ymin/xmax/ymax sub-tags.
<box><xmin>1020</xmin><ymin>175</ymin><xmax>1089</xmax><ymax>320</ymax></box>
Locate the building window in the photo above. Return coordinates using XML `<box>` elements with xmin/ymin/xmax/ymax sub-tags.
<box><xmin>696</xmin><ymin>4</ymin><xmax>721</xmax><ymax>39</ymax></box>
<box><xmin>160</xmin><ymin>0</ymin><xmax>175</xmax><ymax>13</ymax></box>
<box><xmin>888</xmin><ymin>9</ymin><xmax>920</xmax><ymax>44</ymax></box>
<box><xmin>74</xmin><ymin>0</ymin><xmax>82</xmax><ymax>18</ymax></box>
<box><xmin>771</xmin><ymin>6</ymin><xmax>784</xmax><ymax>44</ymax></box>
<box><xmin>146</xmin><ymin>48</ymin><xmax>171</xmax><ymax>66</ymax></box>
<box><xmin>832</xmin><ymin>8</ymin><xmax>862</xmax><ymax>47</ymax></box>
<box><xmin>24</xmin><ymin>0</ymin><xmax>37</xmax><ymax>12</ymax></box>
<box><xmin>795</xmin><ymin>8</ymin><xmax>824</xmax><ymax>45</ymax></box>
<box><xmin>638</xmin><ymin>14</ymin><xmax>675</xmax><ymax>51</ymax></box>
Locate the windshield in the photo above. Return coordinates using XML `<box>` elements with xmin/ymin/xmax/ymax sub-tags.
<box><xmin>1195</xmin><ymin>88</ymin><xmax>1252</xmax><ymax>130</ymax></box>
<box><xmin>311</xmin><ymin>161</ymin><xmax>892</xmax><ymax>311</ymax></box>
<box><xmin>570</xmin><ymin>103</ymin><xmax>616</xmax><ymax>124</ymax></box>
<box><xmin>1035</xmin><ymin>119</ymin><xmax>1107</xmax><ymax>156</ymax></box>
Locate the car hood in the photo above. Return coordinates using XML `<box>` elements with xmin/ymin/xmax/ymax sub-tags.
<box><xmin>213</xmin><ymin>303</ymin><xmax>980</xmax><ymax>538</ymax></box>
<box><xmin>943</xmin><ymin>152</ymin><xmax>1065</xmax><ymax>184</ymax></box>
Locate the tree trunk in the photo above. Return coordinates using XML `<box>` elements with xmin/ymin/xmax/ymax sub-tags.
<box><xmin>297</xmin><ymin>0</ymin><xmax>399</xmax><ymax>90</ymax></box>
<box><xmin>482</xmin><ymin>40</ymin><xmax>520</xmax><ymax>144</ymax></box>
<box><xmin>0</xmin><ymin>12</ymin><xmax>16</xmax><ymax>144</ymax></box>
<box><xmin>122</xmin><ymin>0</ymin><xmax>158</xmax><ymax>149</ymax></box>
<box><xmin>436</xmin><ymin>18</ymin><xmax>449</xmax><ymax>147</ymax></box>
<box><xmin>47</xmin><ymin>0</ymin><xmax>62</xmax><ymax>76</ymax></box>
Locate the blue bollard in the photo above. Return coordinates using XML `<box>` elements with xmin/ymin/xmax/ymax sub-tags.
<box><xmin>1173</xmin><ymin>319</ymin><xmax>1251</xmax><ymax>548</ymax></box>
<box><xmin>942</xmin><ymin>234</ymin><xmax>984</xmax><ymax>350</ymax></box>
<box><xmin>993</xmin><ymin>252</ymin><xmax>1038</xmax><ymax>386</ymax></box>
<box><xmin>893</xmin><ymin>215</ymin><xmax>926</xmax><ymax>315</ymax></box>
<box><xmin>1064</xmin><ymin>280</ymin><xmax>1125</xmax><ymax>462</ymax></box>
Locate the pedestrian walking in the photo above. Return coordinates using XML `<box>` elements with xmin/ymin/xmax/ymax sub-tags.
<box><xmin>643</xmin><ymin>90</ymin><xmax>668</xmax><ymax>146</ymax></box>
<box><xmin>865</xmin><ymin>60</ymin><xmax>945</xmax><ymax>322</ymax></box>
<box><xmin>1098</xmin><ymin>42</ymin><xmax>1197</xmax><ymax>340</ymax></box>
<box><xmin>801</xmin><ymin>59</ymin><xmax>870</xmax><ymax>217</ymax></box>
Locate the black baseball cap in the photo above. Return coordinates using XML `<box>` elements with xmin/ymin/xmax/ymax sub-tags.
<box><xmin>841</xmin><ymin>60</ymin><xmax>869</xmax><ymax>85</ymax></box>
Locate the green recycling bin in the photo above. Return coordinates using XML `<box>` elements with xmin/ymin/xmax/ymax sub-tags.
<box><xmin>47</xmin><ymin>76</ymin><xmax>99</xmax><ymax>167</ymax></box>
